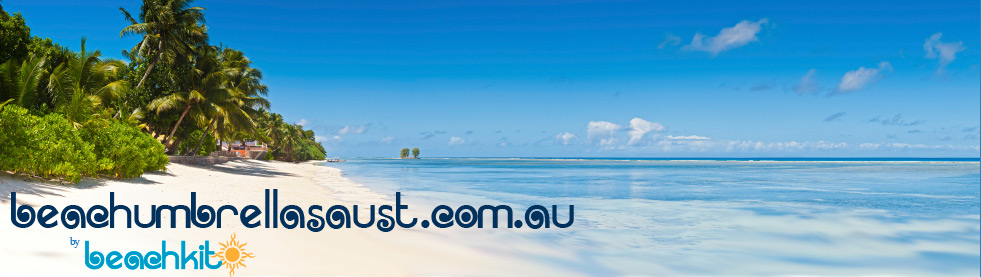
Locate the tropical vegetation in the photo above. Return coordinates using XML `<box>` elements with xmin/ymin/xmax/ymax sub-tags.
<box><xmin>0</xmin><ymin>0</ymin><xmax>326</xmax><ymax>182</ymax></box>
<box><xmin>399</xmin><ymin>147</ymin><xmax>420</xmax><ymax>159</ymax></box>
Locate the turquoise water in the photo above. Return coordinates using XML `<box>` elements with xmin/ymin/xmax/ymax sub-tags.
<box><xmin>327</xmin><ymin>158</ymin><xmax>980</xmax><ymax>275</ymax></box>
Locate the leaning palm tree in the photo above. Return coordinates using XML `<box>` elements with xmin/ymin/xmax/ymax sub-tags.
<box><xmin>204</xmin><ymin>48</ymin><xmax>270</xmax><ymax>152</ymax></box>
<box><xmin>189</xmin><ymin>93</ymin><xmax>252</xmax><ymax>155</ymax></box>
<box><xmin>119</xmin><ymin>0</ymin><xmax>207</xmax><ymax>91</ymax></box>
<box><xmin>148</xmin><ymin>45</ymin><xmax>227</xmax><ymax>152</ymax></box>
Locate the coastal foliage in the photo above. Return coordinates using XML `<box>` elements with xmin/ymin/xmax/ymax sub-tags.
<box><xmin>0</xmin><ymin>105</ymin><xmax>168</xmax><ymax>182</ymax></box>
<box><xmin>83</xmin><ymin>120</ymin><xmax>169</xmax><ymax>178</ymax></box>
<box><xmin>412</xmin><ymin>147</ymin><xmax>420</xmax><ymax>158</ymax></box>
<box><xmin>0</xmin><ymin>0</ymin><xmax>326</xmax><ymax>182</ymax></box>
<box><xmin>400</xmin><ymin>148</ymin><xmax>410</xmax><ymax>158</ymax></box>
<box><xmin>255</xmin><ymin>110</ymin><xmax>325</xmax><ymax>162</ymax></box>
<box><xmin>0</xmin><ymin>105</ymin><xmax>97</xmax><ymax>182</ymax></box>
<box><xmin>0</xmin><ymin>8</ymin><xmax>30</xmax><ymax>63</ymax></box>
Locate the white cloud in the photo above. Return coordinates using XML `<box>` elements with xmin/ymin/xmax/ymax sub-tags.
<box><xmin>338</xmin><ymin>125</ymin><xmax>367</xmax><ymax>135</ymax></box>
<box><xmin>836</xmin><ymin>61</ymin><xmax>892</xmax><ymax>93</ymax></box>
<box><xmin>793</xmin><ymin>69</ymin><xmax>818</xmax><ymax>94</ymax></box>
<box><xmin>858</xmin><ymin>142</ymin><xmax>978</xmax><ymax>151</ymax></box>
<box><xmin>657</xmin><ymin>33</ymin><xmax>682</xmax><ymax>49</ymax></box>
<box><xmin>923</xmin><ymin>33</ymin><xmax>965</xmax><ymax>72</ymax></box>
<box><xmin>555</xmin><ymin>132</ymin><xmax>578</xmax><ymax>145</ymax></box>
<box><xmin>666</xmin><ymin>135</ymin><xmax>710</xmax><ymax>140</ymax></box>
<box><xmin>448</xmin><ymin>136</ymin><xmax>465</xmax><ymax>145</ymax></box>
<box><xmin>684</xmin><ymin>19</ymin><xmax>768</xmax><ymax>56</ymax></box>
<box><xmin>316</xmin><ymin>135</ymin><xmax>343</xmax><ymax>146</ymax></box>
<box><xmin>297</xmin><ymin>118</ymin><xmax>309</xmax><ymax>126</ymax></box>
<box><xmin>570</xmin><ymin>119</ymin><xmax>977</xmax><ymax>154</ymax></box>
<box><xmin>379</xmin><ymin>136</ymin><xmax>395</xmax><ymax>144</ymax></box>
<box><xmin>627</xmin><ymin>118</ymin><xmax>665</xmax><ymax>145</ymax></box>
<box><xmin>586</xmin><ymin>121</ymin><xmax>622</xmax><ymax>143</ymax></box>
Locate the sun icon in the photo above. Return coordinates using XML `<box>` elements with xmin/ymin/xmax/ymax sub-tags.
<box><xmin>212</xmin><ymin>233</ymin><xmax>255</xmax><ymax>277</ymax></box>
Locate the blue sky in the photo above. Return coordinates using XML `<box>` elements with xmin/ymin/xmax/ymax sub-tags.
<box><xmin>7</xmin><ymin>0</ymin><xmax>979</xmax><ymax>157</ymax></box>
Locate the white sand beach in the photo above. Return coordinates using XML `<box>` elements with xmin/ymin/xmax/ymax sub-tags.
<box><xmin>0</xmin><ymin>160</ymin><xmax>577</xmax><ymax>276</ymax></box>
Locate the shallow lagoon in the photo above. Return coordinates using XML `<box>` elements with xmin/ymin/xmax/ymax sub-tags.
<box><xmin>328</xmin><ymin>158</ymin><xmax>980</xmax><ymax>275</ymax></box>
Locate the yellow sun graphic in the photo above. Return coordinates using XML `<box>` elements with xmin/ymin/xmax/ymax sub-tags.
<box><xmin>212</xmin><ymin>233</ymin><xmax>255</xmax><ymax>277</ymax></box>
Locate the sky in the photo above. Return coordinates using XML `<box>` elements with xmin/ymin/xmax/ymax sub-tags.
<box><xmin>5</xmin><ymin>0</ymin><xmax>979</xmax><ymax>157</ymax></box>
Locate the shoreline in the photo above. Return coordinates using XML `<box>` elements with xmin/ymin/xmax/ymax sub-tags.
<box><xmin>0</xmin><ymin>160</ymin><xmax>578</xmax><ymax>276</ymax></box>
<box><xmin>344</xmin><ymin>157</ymin><xmax>981</xmax><ymax>163</ymax></box>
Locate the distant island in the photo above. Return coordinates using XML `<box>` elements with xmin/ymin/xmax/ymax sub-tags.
<box><xmin>400</xmin><ymin>147</ymin><xmax>420</xmax><ymax>159</ymax></box>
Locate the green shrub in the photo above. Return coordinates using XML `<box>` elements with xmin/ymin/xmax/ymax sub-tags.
<box><xmin>83</xmin><ymin>120</ymin><xmax>168</xmax><ymax>178</ymax></box>
<box><xmin>0</xmin><ymin>105</ymin><xmax>97</xmax><ymax>182</ymax></box>
<box><xmin>0</xmin><ymin>105</ymin><xmax>167</xmax><ymax>182</ymax></box>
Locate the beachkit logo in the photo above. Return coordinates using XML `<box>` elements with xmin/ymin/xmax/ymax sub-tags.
<box><xmin>84</xmin><ymin>233</ymin><xmax>253</xmax><ymax>276</ymax></box>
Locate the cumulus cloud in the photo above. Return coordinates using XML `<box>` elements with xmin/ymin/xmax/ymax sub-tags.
<box><xmin>338</xmin><ymin>124</ymin><xmax>367</xmax><ymax>135</ymax></box>
<box><xmin>316</xmin><ymin>135</ymin><xmax>343</xmax><ymax>146</ymax></box>
<box><xmin>657</xmin><ymin>33</ymin><xmax>682</xmax><ymax>49</ymax></box>
<box><xmin>568</xmin><ymin>119</ymin><xmax>977</xmax><ymax>154</ymax></box>
<box><xmin>555</xmin><ymin>132</ymin><xmax>578</xmax><ymax>145</ymax></box>
<box><xmin>498</xmin><ymin>137</ymin><xmax>510</xmax><ymax>147</ymax></box>
<box><xmin>665</xmin><ymin>135</ymin><xmax>709</xmax><ymax>140</ymax></box>
<box><xmin>836</xmin><ymin>62</ymin><xmax>892</xmax><ymax>93</ymax></box>
<box><xmin>793</xmin><ymin>69</ymin><xmax>819</xmax><ymax>94</ymax></box>
<box><xmin>858</xmin><ymin>142</ymin><xmax>977</xmax><ymax>152</ymax></box>
<box><xmin>684</xmin><ymin>19</ymin><xmax>768</xmax><ymax>56</ymax></box>
<box><xmin>627</xmin><ymin>118</ymin><xmax>665</xmax><ymax>145</ymax></box>
<box><xmin>868</xmin><ymin>114</ymin><xmax>924</xmax><ymax>126</ymax></box>
<box><xmin>586</xmin><ymin>121</ymin><xmax>622</xmax><ymax>145</ymax></box>
<box><xmin>379</xmin><ymin>136</ymin><xmax>395</xmax><ymax>144</ymax></box>
<box><xmin>448</xmin><ymin>136</ymin><xmax>466</xmax><ymax>145</ymax></box>
<box><xmin>297</xmin><ymin>118</ymin><xmax>309</xmax><ymax>126</ymax></box>
<box><xmin>923</xmin><ymin>33</ymin><xmax>965</xmax><ymax>72</ymax></box>
<box><xmin>823</xmin><ymin>112</ymin><xmax>846</xmax><ymax>122</ymax></box>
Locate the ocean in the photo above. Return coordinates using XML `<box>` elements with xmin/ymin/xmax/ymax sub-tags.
<box><xmin>325</xmin><ymin>158</ymin><xmax>980</xmax><ymax>275</ymax></box>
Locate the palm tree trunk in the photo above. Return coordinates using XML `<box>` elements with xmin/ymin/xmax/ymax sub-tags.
<box><xmin>191</xmin><ymin>118</ymin><xmax>217</xmax><ymax>156</ymax></box>
<box><xmin>163</xmin><ymin>101</ymin><xmax>193</xmax><ymax>151</ymax></box>
<box><xmin>170</xmin><ymin>137</ymin><xmax>183</xmax><ymax>155</ymax></box>
<box><xmin>134</xmin><ymin>40</ymin><xmax>164</xmax><ymax>91</ymax></box>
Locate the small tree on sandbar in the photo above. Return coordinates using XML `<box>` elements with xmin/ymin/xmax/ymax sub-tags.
<box><xmin>400</xmin><ymin>148</ymin><xmax>410</xmax><ymax>158</ymax></box>
<box><xmin>412</xmin><ymin>147</ymin><xmax>420</xmax><ymax>158</ymax></box>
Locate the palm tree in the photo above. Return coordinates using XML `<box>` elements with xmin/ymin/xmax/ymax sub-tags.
<box><xmin>148</xmin><ymin>45</ymin><xmax>227</xmax><ymax>152</ymax></box>
<box><xmin>46</xmin><ymin>38</ymin><xmax>130</xmax><ymax>127</ymax></box>
<box><xmin>119</xmin><ymin>0</ymin><xmax>207</xmax><ymax>91</ymax></box>
<box><xmin>0</xmin><ymin>54</ymin><xmax>46</xmax><ymax>109</ymax></box>
<box><xmin>220</xmin><ymin>48</ymin><xmax>269</xmax><ymax>117</ymax></box>
<box><xmin>205</xmin><ymin>48</ymin><xmax>270</xmax><ymax>151</ymax></box>
<box><xmin>189</xmin><ymin>85</ymin><xmax>253</xmax><ymax>155</ymax></box>
<box><xmin>182</xmin><ymin>47</ymin><xmax>270</xmax><ymax>156</ymax></box>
